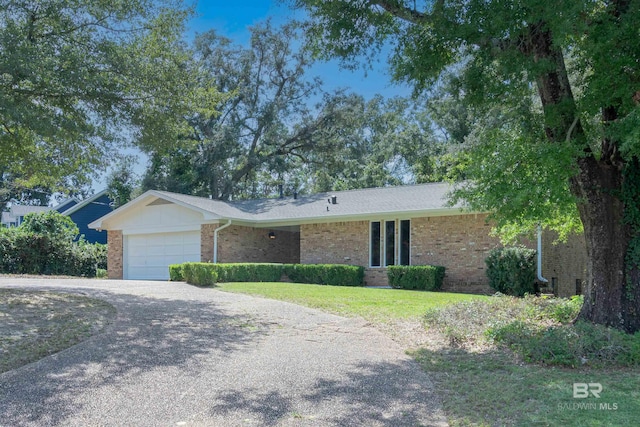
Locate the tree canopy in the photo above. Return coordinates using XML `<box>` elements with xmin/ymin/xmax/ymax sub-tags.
<box><xmin>294</xmin><ymin>0</ymin><xmax>640</xmax><ymax>331</ymax></box>
<box><xmin>0</xmin><ymin>0</ymin><xmax>221</xmax><ymax>202</ymax></box>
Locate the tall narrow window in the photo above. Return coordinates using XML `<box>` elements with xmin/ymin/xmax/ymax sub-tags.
<box><xmin>385</xmin><ymin>220</ymin><xmax>395</xmax><ymax>266</ymax></box>
<box><xmin>400</xmin><ymin>219</ymin><xmax>411</xmax><ymax>266</ymax></box>
<box><xmin>370</xmin><ymin>221</ymin><xmax>381</xmax><ymax>267</ymax></box>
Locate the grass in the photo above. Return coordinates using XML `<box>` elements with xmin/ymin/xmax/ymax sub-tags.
<box><xmin>217</xmin><ymin>282</ymin><xmax>486</xmax><ymax>323</ymax></box>
<box><xmin>217</xmin><ymin>282</ymin><xmax>640</xmax><ymax>426</ymax></box>
<box><xmin>0</xmin><ymin>289</ymin><xmax>116</xmax><ymax>373</ymax></box>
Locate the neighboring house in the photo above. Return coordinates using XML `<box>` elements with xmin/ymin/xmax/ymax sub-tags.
<box><xmin>54</xmin><ymin>197</ymin><xmax>79</xmax><ymax>213</ymax></box>
<box><xmin>1</xmin><ymin>192</ymin><xmax>113</xmax><ymax>245</ymax></box>
<box><xmin>61</xmin><ymin>190</ymin><xmax>113</xmax><ymax>244</ymax></box>
<box><xmin>89</xmin><ymin>183</ymin><xmax>587</xmax><ymax>296</ymax></box>
<box><xmin>1</xmin><ymin>205</ymin><xmax>51</xmax><ymax>228</ymax></box>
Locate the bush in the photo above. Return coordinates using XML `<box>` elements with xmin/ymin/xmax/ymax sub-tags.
<box><xmin>387</xmin><ymin>265</ymin><xmax>446</xmax><ymax>291</ymax></box>
<box><xmin>214</xmin><ymin>263</ymin><xmax>283</xmax><ymax>282</ymax></box>
<box><xmin>169</xmin><ymin>264</ymin><xmax>184</xmax><ymax>281</ymax></box>
<box><xmin>0</xmin><ymin>212</ymin><xmax>106</xmax><ymax>277</ymax></box>
<box><xmin>182</xmin><ymin>262</ymin><xmax>218</xmax><ymax>287</ymax></box>
<box><xmin>283</xmin><ymin>264</ymin><xmax>364</xmax><ymax>286</ymax></box>
<box><xmin>485</xmin><ymin>247</ymin><xmax>536</xmax><ymax>296</ymax></box>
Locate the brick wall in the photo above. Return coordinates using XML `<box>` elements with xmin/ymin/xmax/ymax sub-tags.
<box><xmin>300</xmin><ymin>216</ymin><xmax>500</xmax><ymax>290</ymax></box>
<box><xmin>107</xmin><ymin>230</ymin><xmax>123</xmax><ymax>279</ymax></box>
<box><xmin>542</xmin><ymin>231</ymin><xmax>588</xmax><ymax>297</ymax></box>
<box><xmin>216</xmin><ymin>224</ymin><xmax>300</xmax><ymax>264</ymax></box>
<box><xmin>411</xmin><ymin>214</ymin><xmax>499</xmax><ymax>293</ymax></box>
<box><xmin>201</xmin><ymin>223</ymin><xmax>218</xmax><ymax>262</ymax></box>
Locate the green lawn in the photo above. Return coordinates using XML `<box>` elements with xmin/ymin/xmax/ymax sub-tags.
<box><xmin>216</xmin><ymin>282</ymin><xmax>640</xmax><ymax>426</ymax></box>
<box><xmin>217</xmin><ymin>282</ymin><xmax>486</xmax><ymax>323</ymax></box>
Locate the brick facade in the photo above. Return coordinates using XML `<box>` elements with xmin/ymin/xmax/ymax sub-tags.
<box><xmin>411</xmin><ymin>215</ymin><xmax>499</xmax><ymax>293</ymax></box>
<box><xmin>214</xmin><ymin>224</ymin><xmax>300</xmax><ymax>264</ymax></box>
<box><xmin>107</xmin><ymin>230</ymin><xmax>123</xmax><ymax>279</ymax></box>
<box><xmin>299</xmin><ymin>215</ymin><xmax>500</xmax><ymax>290</ymax></box>
<box><xmin>200</xmin><ymin>223</ymin><xmax>218</xmax><ymax>262</ymax></box>
<box><xmin>542</xmin><ymin>231</ymin><xmax>588</xmax><ymax>297</ymax></box>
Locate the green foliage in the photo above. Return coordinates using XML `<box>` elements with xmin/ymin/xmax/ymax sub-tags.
<box><xmin>181</xmin><ymin>263</ymin><xmax>218</xmax><ymax>287</ymax></box>
<box><xmin>485</xmin><ymin>247</ymin><xmax>536</xmax><ymax>296</ymax></box>
<box><xmin>387</xmin><ymin>265</ymin><xmax>445</xmax><ymax>291</ymax></box>
<box><xmin>0</xmin><ymin>212</ymin><xmax>105</xmax><ymax>276</ymax></box>
<box><xmin>0</xmin><ymin>0</ymin><xmax>219</xmax><ymax>194</ymax></box>
<box><xmin>176</xmin><ymin>263</ymin><xmax>364</xmax><ymax>286</ymax></box>
<box><xmin>283</xmin><ymin>264</ymin><xmax>364</xmax><ymax>286</ymax></box>
<box><xmin>214</xmin><ymin>263</ymin><xmax>284</xmax><ymax>283</ymax></box>
<box><xmin>169</xmin><ymin>264</ymin><xmax>184</xmax><ymax>282</ymax></box>
<box><xmin>20</xmin><ymin>211</ymin><xmax>79</xmax><ymax>242</ymax></box>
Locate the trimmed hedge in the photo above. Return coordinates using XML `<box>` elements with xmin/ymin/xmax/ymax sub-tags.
<box><xmin>170</xmin><ymin>262</ymin><xmax>365</xmax><ymax>287</ymax></box>
<box><xmin>485</xmin><ymin>246</ymin><xmax>536</xmax><ymax>296</ymax></box>
<box><xmin>283</xmin><ymin>264</ymin><xmax>364</xmax><ymax>287</ymax></box>
<box><xmin>215</xmin><ymin>263</ymin><xmax>283</xmax><ymax>282</ymax></box>
<box><xmin>182</xmin><ymin>262</ymin><xmax>218</xmax><ymax>287</ymax></box>
<box><xmin>169</xmin><ymin>264</ymin><xmax>184</xmax><ymax>281</ymax></box>
<box><xmin>387</xmin><ymin>265</ymin><xmax>446</xmax><ymax>291</ymax></box>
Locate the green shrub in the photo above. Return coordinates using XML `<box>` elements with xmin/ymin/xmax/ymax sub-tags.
<box><xmin>485</xmin><ymin>246</ymin><xmax>536</xmax><ymax>296</ymax></box>
<box><xmin>387</xmin><ymin>265</ymin><xmax>446</xmax><ymax>291</ymax></box>
<box><xmin>283</xmin><ymin>264</ymin><xmax>364</xmax><ymax>286</ymax></box>
<box><xmin>182</xmin><ymin>262</ymin><xmax>218</xmax><ymax>287</ymax></box>
<box><xmin>169</xmin><ymin>264</ymin><xmax>184</xmax><ymax>281</ymax></box>
<box><xmin>214</xmin><ymin>263</ymin><xmax>283</xmax><ymax>282</ymax></box>
<box><xmin>0</xmin><ymin>212</ymin><xmax>106</xmax><ymax>277</ymax></box>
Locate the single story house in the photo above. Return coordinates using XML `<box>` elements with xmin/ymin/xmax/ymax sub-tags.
<box><xmin>89</xmin><ymin>183</ymin><xmax>586</xmax><ymax>296</ymax></box>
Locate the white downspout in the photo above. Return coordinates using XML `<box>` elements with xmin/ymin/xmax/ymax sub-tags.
<box><xmin>537</xmin><ymin>225</ymin><xmax>549</xmax><ymax>283</ymax></box>
<box><xmin>213</xmin><ymin>220</ymin><xmax>232</xmax><ymax>263</ymax></box>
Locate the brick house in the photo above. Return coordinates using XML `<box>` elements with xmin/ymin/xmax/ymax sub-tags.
<box><xmin>90</xmin><ymin>183</ymin><xmax>586</xmax><ymax>295</ymax></box>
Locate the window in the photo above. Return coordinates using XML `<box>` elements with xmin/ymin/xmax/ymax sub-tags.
<box><xmin>400</xmin><ymin>219</ymin><xmax>410</xmax><ymax>266</ymax></box>
<box><xmin>370</xmin><ymin>219</ymin><xmax>411</xmax><ymax>267</ymax></box>
<box><xmin>370</xmin><ymin>221</ymin><xmax>381</xmax><ymax>267</ymax></box>
<box><xmin>385</xmin><ymin>220</ymin><xmax>395</xmax><ymax>266</ymax></box>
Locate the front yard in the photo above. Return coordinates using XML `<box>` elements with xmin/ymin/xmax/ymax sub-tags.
<box><xmin>217</xmin><ymin>282</ymin><xmax>640</xmax><ymax>426</ymax></box>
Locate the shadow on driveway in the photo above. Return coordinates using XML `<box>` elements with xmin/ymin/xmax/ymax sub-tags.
<box><xmin>0</xmin><ymin>288</ymin><xmax>267</xmax><ymax>426</ymax></box>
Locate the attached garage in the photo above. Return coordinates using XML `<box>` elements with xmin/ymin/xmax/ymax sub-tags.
<box><xmin>124</xmin><ymin>231</ymin><xmax>201</xmax><ymax>280</ymax></box>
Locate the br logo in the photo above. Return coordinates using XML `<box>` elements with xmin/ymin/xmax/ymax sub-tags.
<box><xmin>573</xmin><ymin>383</ymin><xmax>602</xmax><ymax>398</ymax></box>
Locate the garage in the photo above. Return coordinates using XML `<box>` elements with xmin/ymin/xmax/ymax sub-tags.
<box><xmin>124</xmin><ymin>231</ymin><xmax>201</xmax><ymax>280</ymax></box>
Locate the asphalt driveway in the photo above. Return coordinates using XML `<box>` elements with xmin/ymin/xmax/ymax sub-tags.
<box><xmin>0</xmin><ymin>278</ymin><xmax>447</xmax><ymax>426</ymax></box>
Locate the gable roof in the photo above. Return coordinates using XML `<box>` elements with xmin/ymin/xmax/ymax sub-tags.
<box><xmin>90</xmin><ymin>183</ymin><xmax>466</xmax><ymax>230</ymax></box>
<box><xmin>61</xmin><ymin>190</ymin><xmax>111</xmax><ymax>216</ymax></box>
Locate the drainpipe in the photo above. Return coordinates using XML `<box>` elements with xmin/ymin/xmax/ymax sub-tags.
<box><xmin>537</xmin><ymin>225</ymin><xmax>549</xmax><ymax>284</ymax></box>
<box><xmin>213</xmin><ymin>220</ymin><xmax>232</xmax><ymax>263</ymax></box>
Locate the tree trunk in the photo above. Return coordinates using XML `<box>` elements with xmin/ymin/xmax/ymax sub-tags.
<box><xmin>526</xmin><ymin>22</ymin><xmax>640</xmax><ymax>332</ymax></box>
<box><xmin>571</xmin><ymin>156</ymin><xmax>640</xmax><ymax>332</ymax></box>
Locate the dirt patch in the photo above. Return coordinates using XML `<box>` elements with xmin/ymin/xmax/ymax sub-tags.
<box><xmin>0</xmin><ymin>289</ymin><xmax>116</xmax><ymax>373</ymax></box>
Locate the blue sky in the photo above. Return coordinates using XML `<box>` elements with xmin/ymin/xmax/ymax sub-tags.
<box><xmin>189</xmin><ymin>0</ymin><xmax>409</xmax><ymax>98</ymax></box>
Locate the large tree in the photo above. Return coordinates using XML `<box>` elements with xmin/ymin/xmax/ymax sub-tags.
<box><xmin>143</xmin><ymin>22</ymin><xmax>439</xmax><ymax>199</ymax></box>
<box><xmin>0</xmin><ymin>0</ymin><xmax>217</xmax><ymax>202</ymax></box>
<box><xmin>295</xmin><ymin>0</ymin><xmax>640</xmax><ymax>332</ymax></box>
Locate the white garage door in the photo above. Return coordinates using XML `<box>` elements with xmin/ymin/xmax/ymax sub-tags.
<box><xmin>125</xmin><ymin>231</ymin><xmax>201</xmax><ymax>280</ymax></box>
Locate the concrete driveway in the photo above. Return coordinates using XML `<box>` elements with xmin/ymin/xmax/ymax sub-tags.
<box><xmin>0</xmin><ymin>278</ymin><xmax>447</xmax><ymax>426</ymax></box>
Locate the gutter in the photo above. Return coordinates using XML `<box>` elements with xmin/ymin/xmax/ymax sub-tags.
<box><xmin>537</xmin><ymin>225</ymin><xmax>549</xmax><ymax>283</ymax></box>
<box><xmin>213</xmin><ymin>220</ymin><xmax>232</xmax><ymax>263</ymax></box>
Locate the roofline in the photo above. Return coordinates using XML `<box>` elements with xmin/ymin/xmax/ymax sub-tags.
<box><xmin>88</xmin><ymin>190</ymin><xmax>223</xmax><ymax>230</ymax></box>
<box><xmin>62</xmin><ymin>190</ymin><xmax>109</xmax><ymax>216</ymax></box>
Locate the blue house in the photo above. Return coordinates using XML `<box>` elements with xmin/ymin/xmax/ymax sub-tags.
<box><xmin>54</xmin><ymin>197</ymin><xmax>79</xmax><ymax>213</ymax></box>
<box><xmin>61</xmin><ymin>190</ymin><xmax>114</xmax><ymax>244</ymax></box>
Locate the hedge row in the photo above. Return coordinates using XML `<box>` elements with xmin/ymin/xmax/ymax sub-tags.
<box><xmin>387</xmin><ymin>265</ymin><xmax>446</xmax><ymax>291</ymax></box>
<box><xmin>171</xmin><ymin>262</ymin><xmax>365</xmax><ymax>287</ymax></box>
<box><xmin>0</xmin><ymin>212</ymin><xmax>107</xmax><ymax>277</ymax></box>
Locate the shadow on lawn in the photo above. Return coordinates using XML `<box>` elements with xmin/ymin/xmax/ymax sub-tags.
<box><xmin>0</xmin><ymin>289</ymin><xmax>266</xmax><ymax>426</ymax></box>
